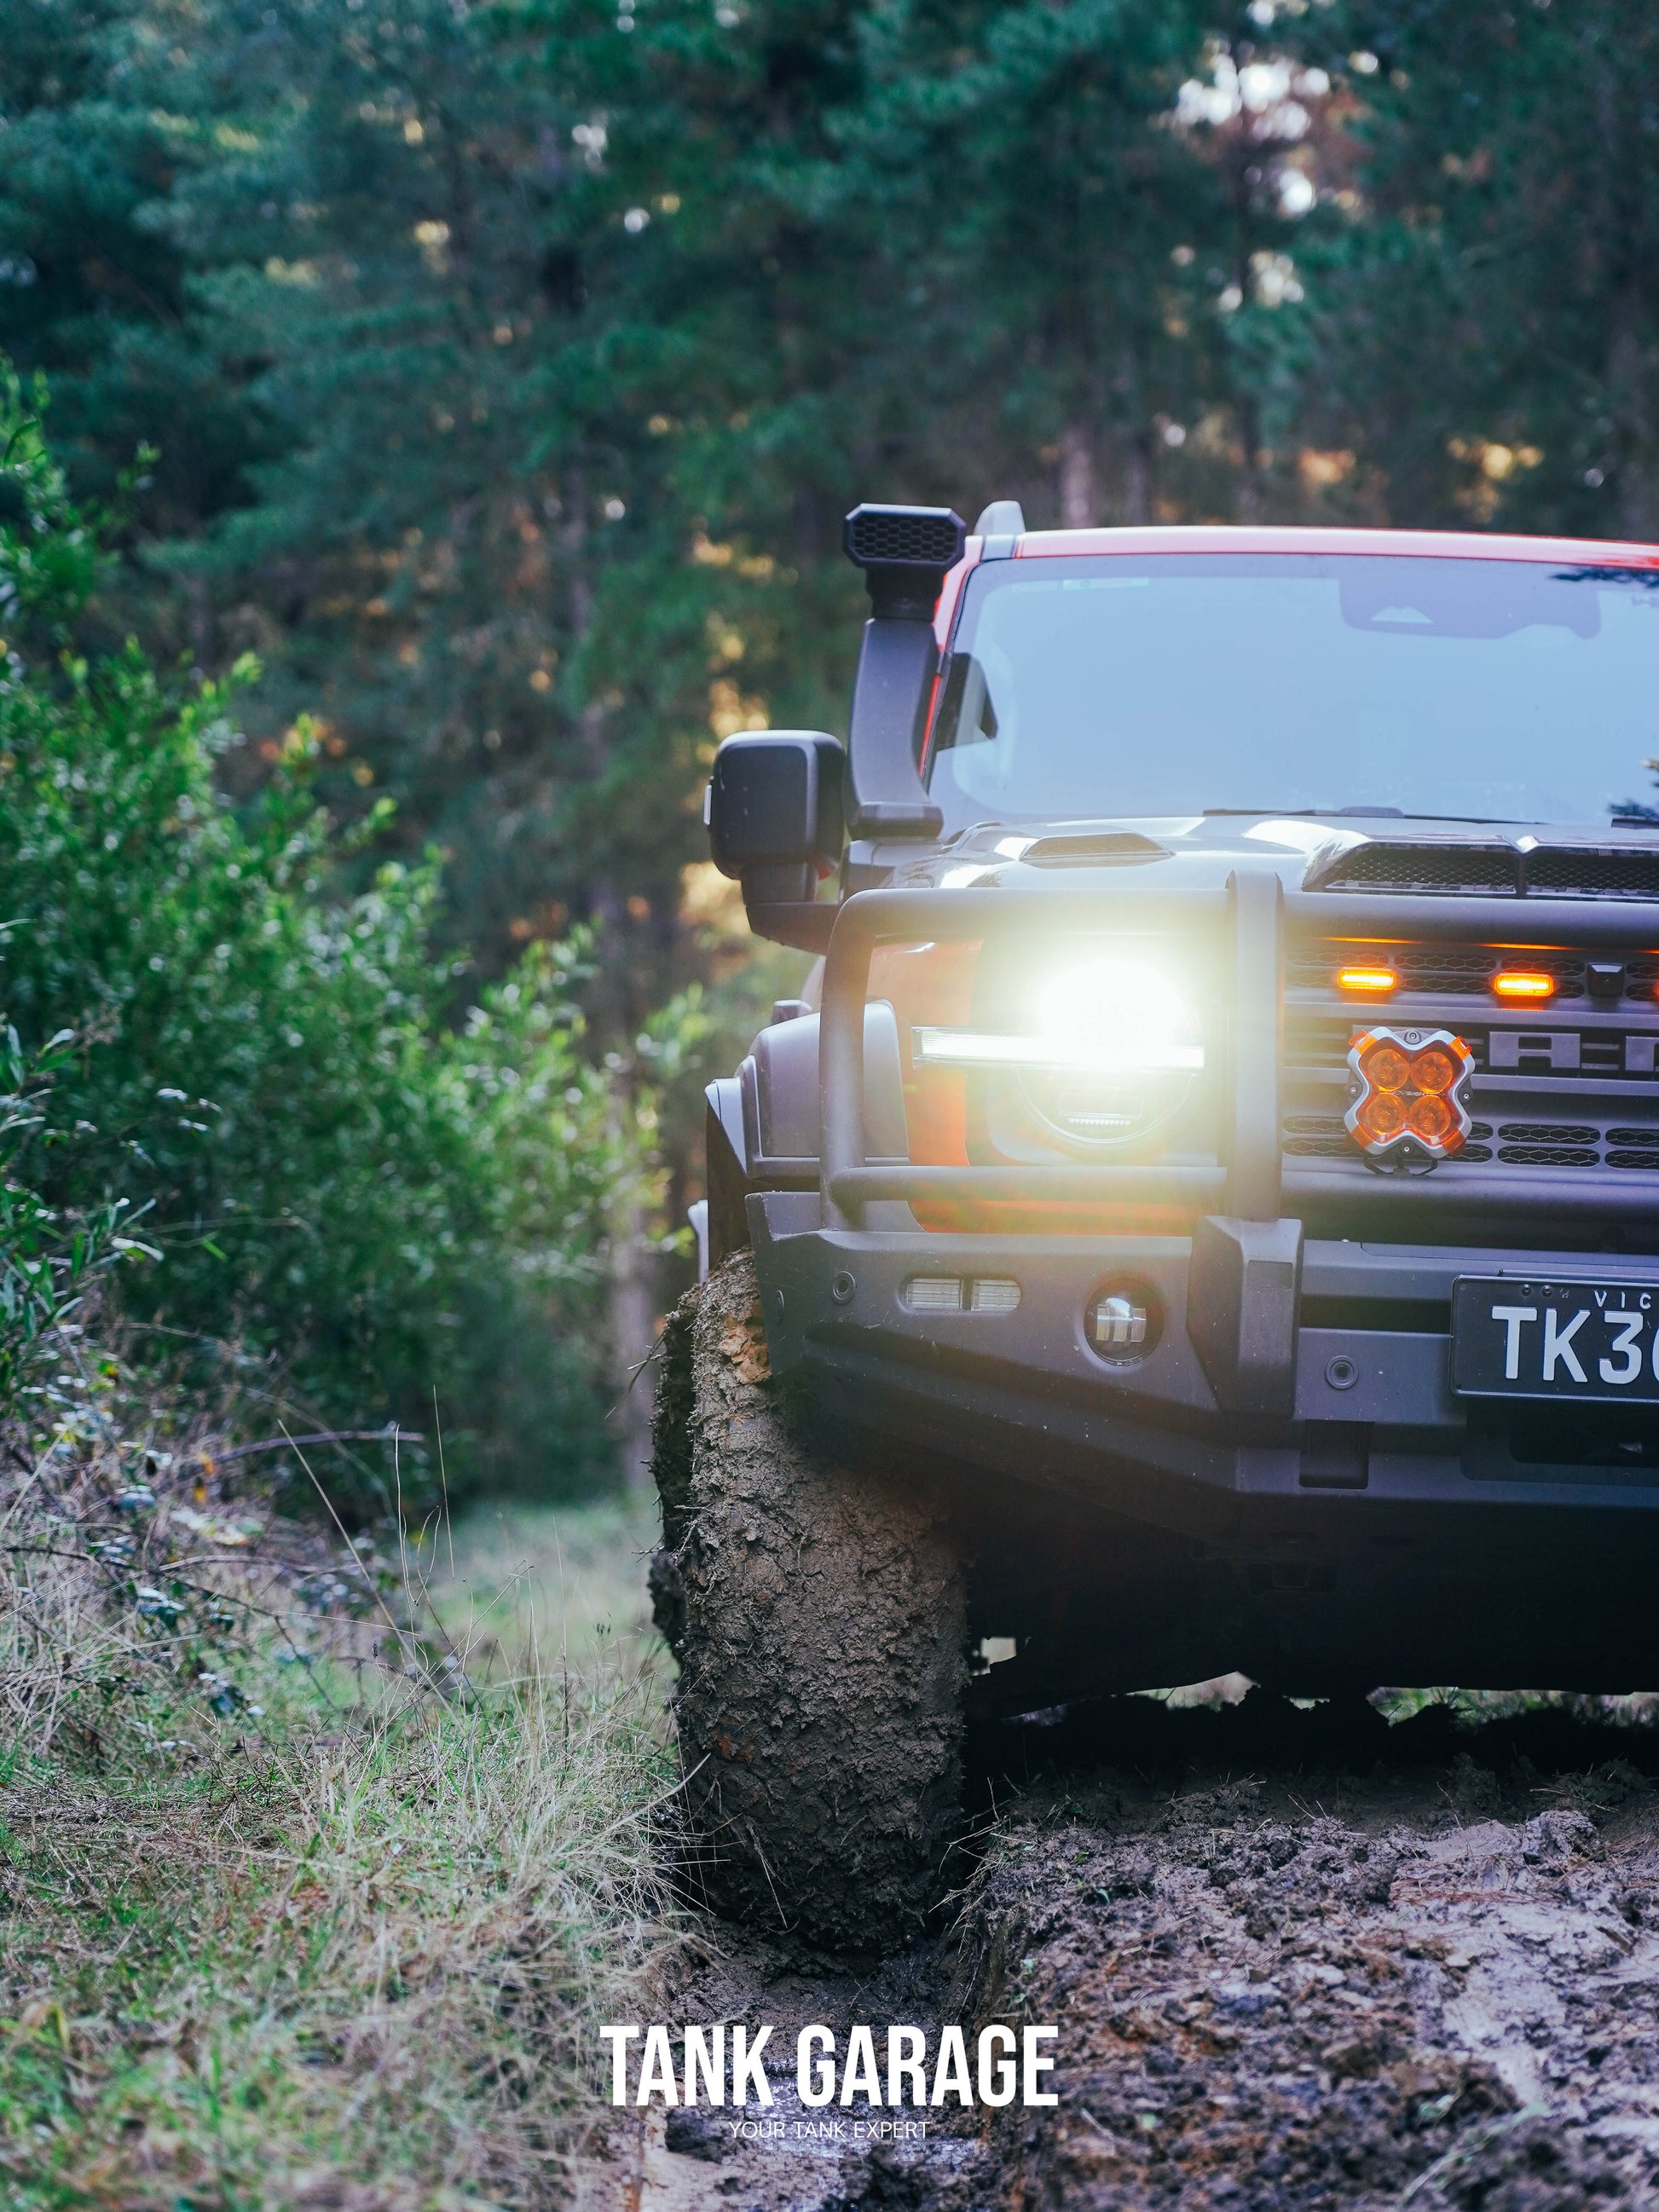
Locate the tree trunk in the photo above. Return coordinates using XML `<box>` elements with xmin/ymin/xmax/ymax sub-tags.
<box><xmin>1123</xmin><ymin>428</ymin><xmax>1153</xmax><ymax>525</ymax></box>
<box><xmin>605</xmin><ymin>1081</ymin><xmax>657</xmax><ymax>1497</ymax></box>
<box><xmin>1059</xmin><ymin>424</ymin><xmax>1097</xmax><ymax>526</ymax></box>
<box><xmin>606</xmin><ymin>1186</ymin><xmax>657</xmax><ymax>1496</ymax></box>
<box><xmin>1235</xmin><ymin>390</ymin><xmax>1263</xmax><ymax>523</ymax></box>
<box><xmin>1610</xmin><ymin>310</ymin><xmax>1659</xmax><ymax>541</ymax></box>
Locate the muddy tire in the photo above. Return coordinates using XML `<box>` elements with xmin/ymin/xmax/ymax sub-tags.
<box><xmin>650</xmin><ymin>1251</ymin><xmax>968</xmax><ymax>1953</ymax></box>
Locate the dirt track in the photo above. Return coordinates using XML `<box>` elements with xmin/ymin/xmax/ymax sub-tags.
<box><xmin>588</xmin><ymin>1695</ymin><xmax>1659</xmax><ymax>2210</ymax></box>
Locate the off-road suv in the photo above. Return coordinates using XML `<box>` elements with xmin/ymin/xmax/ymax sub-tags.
<box><xmin>650</xmin><ymin>501</ymin><xmax>1659</xmax><ymax>1948</ymax></box>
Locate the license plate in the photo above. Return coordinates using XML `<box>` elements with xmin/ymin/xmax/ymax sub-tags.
<box><xmin>1452</xmin><ymin>1276</ymin><xmax>1659</xmax><ymax>1403</ymax></box>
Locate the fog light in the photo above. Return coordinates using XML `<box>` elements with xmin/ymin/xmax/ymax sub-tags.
<box><xmin>1086</xmin><ymin>1280</ymin><xmax>1162</xmax><ymax>1361</ymax></box>
<box><xmin>1095</xmin><ymin>1296</ymin><xmax>1146</xmax><ymax>1347</ymax></box>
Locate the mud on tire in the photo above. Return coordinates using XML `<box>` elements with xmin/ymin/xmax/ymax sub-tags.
<box><xmin>650</xmin><ymin>1252</ymin><xmax>968</xmax><ymax>1953</ymax></box>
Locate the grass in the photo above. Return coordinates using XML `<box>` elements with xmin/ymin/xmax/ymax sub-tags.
<box><xmin>29</xmin><ymin>1391</ymin><xmax>1653</xmax><ymax>2212</ymax></box>
<box><xmin>0</xmin><ymin>1416</ymin><xmax>679</xmax><ymax>2212</ymax></box>
<box><xmin>425</xmin><ymin>1493</ymin><xmax>660</xmax><ymax>1676</ymax></box>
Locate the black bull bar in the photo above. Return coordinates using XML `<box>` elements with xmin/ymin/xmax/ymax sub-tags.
<box><xmin>818</xmin><ymin>876</ymin><xmax>1659</xmax><ymax>1232</ymax></box>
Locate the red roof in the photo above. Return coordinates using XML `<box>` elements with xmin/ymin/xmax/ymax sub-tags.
<box><xmin>932</xmin><ymin>523</ymin><xmax>1659</xmax><ymax>644</ymax></box>
<box><xmin>1009</xmin><ymin>523</ymin><xmax>1659</xmax><ymax>564</ymax></box>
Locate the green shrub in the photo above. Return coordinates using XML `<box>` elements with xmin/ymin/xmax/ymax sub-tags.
<box><xmin>0</xmin><ymin>373</ymin><xmax>635</xmax><ymax>1504</ymax></box>
<box><xmin>0</xmin><ymin>1014</ymin><xmax>149</xmax><ymax>1409</ymax></box>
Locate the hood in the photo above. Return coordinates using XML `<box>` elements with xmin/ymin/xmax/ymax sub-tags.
<box><xmin>887</xmin><ymin>813</ymin><xmax>1659</xmax><ymax>904</ymax></box>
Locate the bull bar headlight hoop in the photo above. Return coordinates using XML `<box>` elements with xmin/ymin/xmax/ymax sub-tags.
<box><xmin>1344</xmin><ymin>1024</ymin><xmax>1475</xmax><ymax>1165</ymax></box>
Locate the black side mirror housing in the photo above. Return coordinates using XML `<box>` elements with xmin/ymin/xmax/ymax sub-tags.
<box><xmin>707</xmin><ymin>731</ymin><xmax>846</xmax><ymax>946</ymax></box>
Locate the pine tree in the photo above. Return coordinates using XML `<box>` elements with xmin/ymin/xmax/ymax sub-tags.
<box><xmin>1297</xmin><ymin>0</ymin><xmax>1659</xmax><ymax>536</ymax></box>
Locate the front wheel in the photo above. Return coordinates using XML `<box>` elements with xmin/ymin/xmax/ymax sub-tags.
<box><xmin>650</xmin><ymin>1252</ymin><xmax>968</xmax><ymax>1953</ymax></box>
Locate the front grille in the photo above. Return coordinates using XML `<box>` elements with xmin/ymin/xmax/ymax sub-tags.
<box><xmin>1395</xmin><ymin>946</ymin><xmax>1500</xmax><ymax>991</ymax></box>
<box><xmin>1282</xmin><ymin>1112</ymin><xmax>1501</xmax><ymax>1162</ymax></box>
<box><xmin>1285</xmin><ymin>1014</ymin><xmax>1659</xmax><ymax>1074</ymax></box>
<box><xmin>1282</xmin><ymin>1110</ymin><xmax>1350</xmax><ymax>1157</ymax></box>
<box><xmin>1287</xmin><ymin>944</ymin><xmax>1591</xmax><ymax>997</ymax></box>
<box><xmin>1282</xmin><ymin>1107</ymin><xmax>1659</xmax><ymax>1171</ymax></box>
<box><xmin>1287</xmin><ymin>948</ymin><xmax>1500</xmax><ymax>993</ymax></box>
<box><xmin>1282</xmin><ymin>932</ymin><xmax>1659</xmax><ymax>1197</ymax></box>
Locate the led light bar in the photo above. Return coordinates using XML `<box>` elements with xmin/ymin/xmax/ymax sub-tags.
<box><xmin>1493</xmin><ymin>969</ymin><xmax>1556</xmax><ymax>1002</ymax></box>
<box><xmin>1344</xmin><ymin>1025</ymin><xmax>1476</xmax><ymax>1164</ymax></box>
<box><xmin>911</xmin><ymin>1027</ymin><xmax>1205</xmax><ymax>1073</ymax></box>
<box><xmin>1336</xmin><ymin>964</ymin><xmax>1397</xmax><ymax>996</ymax></box>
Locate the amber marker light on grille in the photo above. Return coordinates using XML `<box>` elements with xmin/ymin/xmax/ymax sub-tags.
<box><xmin>1336</xmin><ymin>964</ymin><xmax>1397</xmax><ymax>996</ymax></box>
<box><xmin>1493</xmin><ymin>969</ymin><xmax>1557</xmax><ymax>1002</ymax></box>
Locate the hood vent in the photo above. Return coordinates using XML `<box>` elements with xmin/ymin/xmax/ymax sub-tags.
<box><xmin>1022</xmin><ymin>830</ymin><xmax>1171</xmax><ymax>868</ymax></box>
<box><xmin>1307</xmin><ymin>838</ymin><xmax>1659</xmax><ymax>899</ymax></box>
<box><xmin>1308</xmin><ymin>840</ymin><xmax>1521</xmax><ymax>895</ymax></box>
<box><xmin>1524</xmin><ymin>847</ymin><xmax>1659</xmax><ymax>899</ymax></box>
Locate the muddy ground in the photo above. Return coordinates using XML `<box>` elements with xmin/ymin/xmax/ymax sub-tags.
<box><xmin>585</xmin><ymin>1694</ymin><xmax>1659</xmax><ymax>2211</ymax></box>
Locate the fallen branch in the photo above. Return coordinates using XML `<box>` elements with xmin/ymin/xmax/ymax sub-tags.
<box><xmin>195</xmin><ymin>1429</ymin><xmax>423</xmax><ymax>1467</ymax></box>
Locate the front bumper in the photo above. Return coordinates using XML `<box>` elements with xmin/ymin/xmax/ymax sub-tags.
<box><xmin>750</xmin><ymin>1190</ymin><xmax>1659</xmax><ymax>1527</ymax></box>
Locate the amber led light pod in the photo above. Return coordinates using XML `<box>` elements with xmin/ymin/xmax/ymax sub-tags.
<box><xmin>1344</xmin><ymin>1025</ymin><xmax>1476</xmax><ymax>1163</ymax></box>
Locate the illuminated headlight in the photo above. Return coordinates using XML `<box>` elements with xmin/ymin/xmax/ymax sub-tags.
<box><xmin>1034</xmin><ymin>957</ymin><xmax>1197</xmax><ymax>1066</ymax></box>
<box><xmin>913</xmin><ymin>955</ymin><xmax>1204</xmax><ymax>1152</ymax></box>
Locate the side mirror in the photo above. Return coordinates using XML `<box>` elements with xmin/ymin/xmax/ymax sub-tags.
<box><xmin>707</xmin><ymin>731</ymin><xmax>846</xmax><ymax>946</ymax></box>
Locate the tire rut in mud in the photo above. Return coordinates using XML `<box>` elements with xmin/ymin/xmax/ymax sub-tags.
<box><xmin>602</xmin><ymin>1696</ymin><xmax>1659</xmax><ymax>2210</ymax></box>
<box><xmin>946</xmin><ymin>1694</ymin><xmax>1659</xmax><ymax>2209</ymax></box>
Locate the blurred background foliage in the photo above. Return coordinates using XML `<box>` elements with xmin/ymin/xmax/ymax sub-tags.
<box><xmin>1</xmin><ymin>0</ymin><xmax>1655</xmax><ymax>1492</ymax></box>
<box><xmin>0</xmin><ymin>373</ymin><xmax>727</xmax><ymax>1500</ymax></box>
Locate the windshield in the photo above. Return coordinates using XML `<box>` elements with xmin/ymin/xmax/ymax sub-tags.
<box><xmin>926</xmin><ymin>552</ymin><xmax>1659</xmax><ymax>830</ymax></box>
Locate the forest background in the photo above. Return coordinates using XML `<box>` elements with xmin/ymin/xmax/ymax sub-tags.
<box><xmin>3</xmin><ymin>0</ymin><xmax>1657</xmax><ymax>1499</ymax></box>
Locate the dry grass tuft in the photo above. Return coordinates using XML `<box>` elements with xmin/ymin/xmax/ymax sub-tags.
<box><xmin>0</xmin><ymin>1360</ymin><xmax>679</xmax><ymax>2209</ymax></box>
